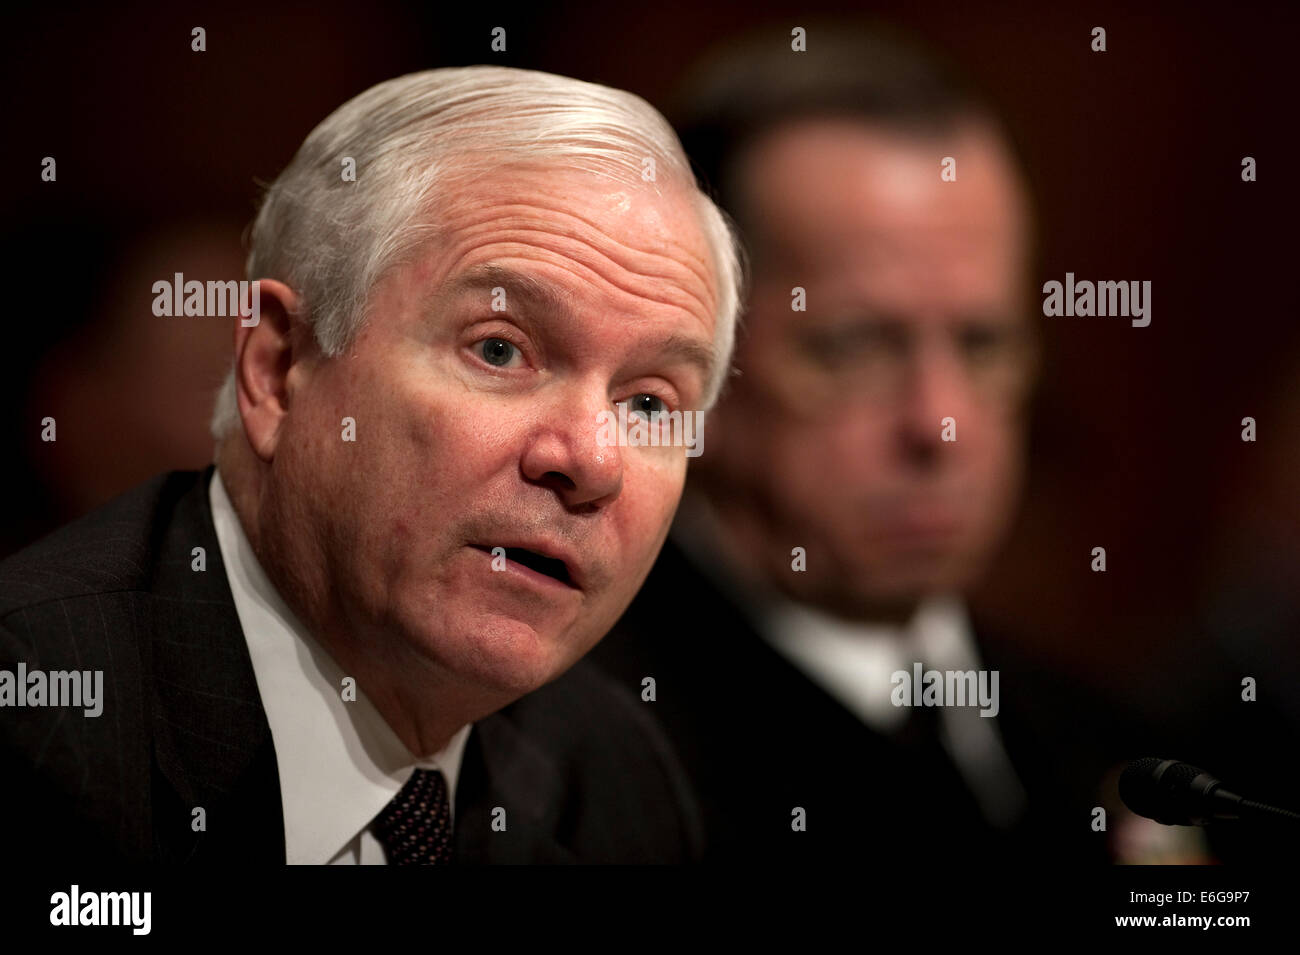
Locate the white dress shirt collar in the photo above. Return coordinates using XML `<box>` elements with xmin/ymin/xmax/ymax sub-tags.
<box><xmin>208</xmin><ymin>467</ymin><xmax>471</xmax><ymax>864</ymax></box>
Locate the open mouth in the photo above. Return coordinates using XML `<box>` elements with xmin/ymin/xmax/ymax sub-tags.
<box><xmin>473</xmin><ymin>545</ymin><xmax>574</xmax><ymax>587</ymax></box>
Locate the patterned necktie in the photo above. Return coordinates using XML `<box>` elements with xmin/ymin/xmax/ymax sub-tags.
<box><xmin>372</xmin><ymin>768</ymin><xmax>454</xmax><ymax>864</ymax></box>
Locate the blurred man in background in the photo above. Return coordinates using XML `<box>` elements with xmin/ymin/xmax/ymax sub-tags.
<box><xmin>593</xmin><ymin>25</ymin><xmax>1146</xmax><ymax>862</ymax></box>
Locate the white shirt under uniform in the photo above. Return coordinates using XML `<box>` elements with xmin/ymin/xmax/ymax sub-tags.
<box><xmin>671</xmin><ymin>490</ymin><xmax>1028</xmax><ymax>829</ymax></box>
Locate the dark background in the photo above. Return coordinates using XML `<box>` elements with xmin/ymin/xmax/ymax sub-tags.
<box><xmin>2</xmin><ymin>0</ymin><xmax>1296</xmax><ymax>713</ymax></box>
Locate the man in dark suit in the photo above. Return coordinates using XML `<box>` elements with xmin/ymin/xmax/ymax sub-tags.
<box><xmin>0</xmin><ymin>64</ymin><xmax>744</xmax><ymax>864</ymax></box>
<box><xmin>0</xmin><ymin>469</ymin><xmax>702</xmax><ymax>864</ymax></box>
<box><xmin>592</xmin><ymin>27</ymin><xmax>1153</xmax><ymax>863</ymax></box>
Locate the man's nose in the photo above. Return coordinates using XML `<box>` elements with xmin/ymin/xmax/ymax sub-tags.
<box><xmin>519</xmin><ymin>385</ymin><xmax>624</xmax><ymax>511</ymax></box>
<box><xmin>897</xmin><ymin>344</ymin><xmax>972</xmax><ymax>461</ymax></box>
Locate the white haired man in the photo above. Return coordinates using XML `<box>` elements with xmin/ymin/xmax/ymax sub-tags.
<box><xmin>0</xmin><ymin>66</ymin><xmax>743</xmax><ymax>864</ymax></box>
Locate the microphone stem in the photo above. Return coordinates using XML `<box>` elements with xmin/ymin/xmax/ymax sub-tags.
<box><xmin>1240</xmin><ymin>799</ymin><xmax>1300</xmax><ymax>825</ymax></box>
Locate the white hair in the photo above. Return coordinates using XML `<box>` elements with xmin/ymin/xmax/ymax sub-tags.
<box><xmin>210</xmin><ymin>65</ymin><xmax>745</xmax><ymax>441</ymax></box>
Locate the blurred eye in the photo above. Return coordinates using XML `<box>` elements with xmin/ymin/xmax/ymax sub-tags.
<box><xmin>480</xmin><ymin>338</ymin><xmax>520</xmax><ymax>368</ymax></box>
<box><xmin>801</xmin><ymin>323</ymin><xmax>900</xmax><ymax>370</ymax></box>
<box><xmin>958</xmin><ymin>325</ymin><xmax>1012</xmax><ymax>364</ymax></box>
<box><xmin>628</xmin><ymin>393</ymin><xmax>667</xmax><ymax>419</ymax></box>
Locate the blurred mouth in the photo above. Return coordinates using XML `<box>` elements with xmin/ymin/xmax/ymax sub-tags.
<box><xmin>469</xmin><ymin>543</ymin><xmax>582</xmax><ymax>592</ymax></box>
<box><xmin>889</xmin><ymin>518</ymin><xmax>960</xmax><ymax>536</ymax></box>
<box><xmin>874</xmin><ymin>513</ymin><xmax>965</xmax><ymax>547</ymax></box>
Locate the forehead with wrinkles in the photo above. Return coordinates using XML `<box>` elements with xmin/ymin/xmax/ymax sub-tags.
<box><xmin>407</xmin><ymin>161</ymin><xmax>721</xmax><ymax>395</ymax></box>
<box><xmin>429</xmin><ymin>163</ymin><xmax>714</xmax><ymax>294</ymax></box>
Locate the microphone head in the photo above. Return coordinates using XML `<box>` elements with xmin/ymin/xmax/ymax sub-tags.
<box><xmin>1120</xmin><ymin>757</ymin><xmax>1215</xmax><ymax>825</ymax></box>
<box><xmin>1119</xmin><ymin>757</ymin><xmax>1170</xmax><ymax>820</ymax></box>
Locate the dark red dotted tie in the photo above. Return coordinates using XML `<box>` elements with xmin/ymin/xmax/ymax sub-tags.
<box><xmin>372</xmin><ymin>768</ymin><xmax>454</xmax><ymax>865</ymax></box>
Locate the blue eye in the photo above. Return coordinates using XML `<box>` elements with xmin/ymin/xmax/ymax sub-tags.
<box><xmin>480</xmin><ymin>338</ymin><xmax>517</xmax><ymax>367</ymax></box>
<box><xmin>629</xmin><ymin>393</ymin><xmax>666</xmax><ymax>419</ymax></box>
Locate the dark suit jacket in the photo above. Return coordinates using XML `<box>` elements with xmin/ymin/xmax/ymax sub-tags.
<box><xmin>0</xmin><ymin>467</ymin><xmax>702</xmax><ymax>864</ymax></box>
<box><xmin>590</xmin><ymin>537</ymin><xmax>1134</xmax><ymax>863</ymax></box>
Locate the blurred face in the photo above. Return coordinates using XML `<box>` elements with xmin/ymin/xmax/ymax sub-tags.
<box><xmin>702</xmin><ymin>118</ymin><xmax>1034</xmax><ymax>619</ymax></box>
<box><xmin>263</xmin><ymin>163</ymin><xmax>719</xmax><ymax>697</ymax></box>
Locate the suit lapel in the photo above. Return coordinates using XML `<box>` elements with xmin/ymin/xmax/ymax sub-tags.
<box><xmin>145</xmin><ymin>467</ymin><xmax>285</xmax><ymax>863</ymax></box>
<box><xmin>453</xmin><ymin>711</ymin><xmax>577</xmax><ymax>863</ymax></box>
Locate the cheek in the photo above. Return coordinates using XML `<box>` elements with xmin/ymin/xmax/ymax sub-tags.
<box><xmin>958</xmin><ymin>415</ymin><xmax>1024</xmax><ymax>543</ymax></box>
<box><xmin>612</xmin><ymin>457</ymin><xmax>685</xmax><ymax>567</ymax></box>
<box><xmin>277</xmin><ymin>375</ymin><xmax>370</xmax><ymax>516</ymax></box>
<box><xmin>385</xmin><ymin>378</ymin><xmax>524</xmax><ymax>494</ymax></box>
<box><xmin>307</xmin><ymin>377</ymin><xmax>507</xmax><ymax>565</ymax></box>
<box><xmin>771</xmin><ymin>413</ymin><xmax>886</xmax><ymax>500</ymax></box>
<box><xmin>823</xmin><ymin>411</ymin><xmax>891</xmax><ymax>479</ymax></box>
<box><xmin>965</xmin><ymin>413</ymin><xmax>1021</xmax><ymax>486</ymax></box>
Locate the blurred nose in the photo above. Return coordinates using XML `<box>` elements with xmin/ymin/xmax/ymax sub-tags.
<box><xmin>520</xmin><ymin>380</ymin><xmax>624</xmax><ymax>512</ymax></box>
<box><xmin>897</xmin><ymin>341</ymin><xmax>972</xmax><ymax>466</ymax></box>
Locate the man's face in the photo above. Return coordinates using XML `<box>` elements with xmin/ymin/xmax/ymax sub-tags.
<box><xmin>268</xmin><ymin>163</ymin><xmax>719</xmax><ymax>696</ymax></box>
<box><xmin>704</xmin><ymin>118</ymin><xmax>1034</xmax><ymax>617</ymax></box>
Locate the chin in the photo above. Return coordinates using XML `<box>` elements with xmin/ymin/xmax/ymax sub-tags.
<box><xmin>869</xmin><ymin>569</ymin><xmax>975</xmax><ymax>606</ymax></box>
<box><xmin>444</xmin><ymin>611</ymin><xmax>579</xmax><ymax>696</ymax></box>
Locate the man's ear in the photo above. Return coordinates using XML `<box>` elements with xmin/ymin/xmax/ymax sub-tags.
<box><xmin>232</xmin><ymin>279</ymin><xmax>310</xmax><ymax>462</ymax></box>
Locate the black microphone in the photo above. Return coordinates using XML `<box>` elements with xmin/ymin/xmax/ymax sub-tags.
<box><xmin>1120</xmin><ymin>757</ymin><xmax>1300</xmax><ymax>827</ymax></box>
